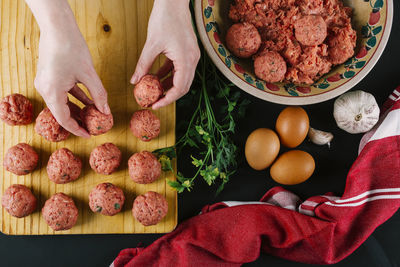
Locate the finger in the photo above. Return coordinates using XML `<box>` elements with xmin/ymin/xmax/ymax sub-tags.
<box><xmin>131</xmin><ymin>43</ymin><xmax>160</xmax><ymax>84</ymax></box>
<box><xmin>69</xmin><ymin>84</ymin><xmax>94</xmax><ymax>105</ymax></box>
<box><xmin>79</xmin><ymin>71</ymin><xmax>111</xmax><ymax>115</ymax></box>
<box><xmin>46</xmin><ymin>98</ymin><xmax>90</xmax><ymax>138</ymax></box>
<box><xmin>152</xmin><ymin>70</ymin><xmax>188</xmax><ymax>109</ymax></box>
<box><xmin>156</xmin><ymin>59</ymin><xmax>173</xmax><ymax>79</ymax></box>
<box><xmin>161</xmin><ymin>75</ymin><xmax>174</xmax><ymax>90</ymax></box>
<box><xmin>152</xmin><ymin>87</ymin><xmax>185</xmax><ymax>109</ymax></box>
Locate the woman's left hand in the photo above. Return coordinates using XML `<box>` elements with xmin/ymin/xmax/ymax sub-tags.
<box><xmin>130</xmin><ymin>0</ymin><xmax>200</xmax><ymax>109</ymax></box>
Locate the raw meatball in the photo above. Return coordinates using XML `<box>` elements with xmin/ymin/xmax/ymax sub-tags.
<box><xmin>295</xmin><ymin>15</ymin><xmax>327</xmax><ymax>46</ymax></box>
<box><xmin>89</xmin><ymin>183</ymin><xmax>125</xmax><ymax>216</ymax></box>
<box><xmin>132</xmin><ymin>191</ymin><xmax>168</xmax><ymax>226</ymax></box>
<box><xmin>0</xmin><ymin>94</ymin><xmax>33</xmax><ymax>126</ymax></box>
<box><xmin>89</xmin><ymin>143</ymin><xmax>122</xmax><ymax>175</ymax></box>
<box><xmin>3</xmin><ymin>143</ymin><xmax>39</xmax><ymax>175</ymax></box>
<box><xmin>42</xmin><ymin>193</ymin><xmax>78</xmax><ymax>231</ymax></box>
<box><xmin>254</xmin><ymin>51</ymin><xmax>287</xmax><ymax>83</ymax></box>
<box><xmin>81</xmin><ymin>105</ymin><xmax>113</xmax><ymax>135</ymax></box>
<box><xmin>226</xmin><ymin>23</ymin><xmax>261</xmax><ymax>58</ymax></box>
<box><xmin>35</xmin><ymin>107</ymin><xmax>70</xmax><ymax>142</ymax></box>
<box><xmin>128</xmin><ymin>151</ymin><xmax>161</xmax><ymax>184</ymax></box>
<box><xmin>1</xmin><ymin>184</ymin><xmax>37</xmax><ymax>218</ymax></box>
<box><xmin>134</xmin><ymin>75</ymin><xmax>163</xmax><ymax>108</ymax></box>
<box><xmin>328</xmin><ymin>24</ymin><xmax>357</xmax><ymax>65</ymax></box>
<box><xmin>47</xmin><ymin>148</ymin><xmax>82</xmax><ymax>184</ymax></box>
<box><xmin>129</xmin><ymin>109</ymin><xmax>160</xmax><ymax>142</ymax></box>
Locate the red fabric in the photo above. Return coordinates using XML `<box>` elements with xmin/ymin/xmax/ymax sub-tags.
<box><xmin>113</xmin><ymin>90</ymin><xmax>400</xmax><ymax>267</ymax></box>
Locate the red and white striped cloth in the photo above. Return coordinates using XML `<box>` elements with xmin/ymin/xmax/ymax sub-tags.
<box><xmin>112</xmin><ymin>87</ymin><xmax>400</xmax><ymax>266</ymax></box>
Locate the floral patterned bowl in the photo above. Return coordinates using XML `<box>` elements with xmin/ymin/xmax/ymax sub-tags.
<box><xmin>194</xmin><ymin>0</ymin><xmax>393</xmax><ymax>105</ymax></box>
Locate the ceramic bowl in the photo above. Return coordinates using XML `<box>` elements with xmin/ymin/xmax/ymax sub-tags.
<box><xmin>195</xmin><ymin>0</ymin><xmax>393</xmax><ymax>105</ymax></box>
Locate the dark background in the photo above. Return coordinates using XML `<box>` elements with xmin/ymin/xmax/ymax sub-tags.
<box><xmin>1</xmin><ymin>1</ymin><xmax>399</xmax><ymax>266</ymax></box>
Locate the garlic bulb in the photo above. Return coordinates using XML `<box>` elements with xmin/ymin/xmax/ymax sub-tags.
<box><xmin>308</xmin><ymin>127</ymin><xmax>333</xmax><ymax>147</ymax></box>
<box><xmin>333</xmin><ymin>90</ymin><xmax>380</xmax><ymax>134</ymax></box>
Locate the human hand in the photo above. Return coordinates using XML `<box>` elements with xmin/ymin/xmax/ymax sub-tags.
<box><xmin>131</xmin><ymin>0</ymin><xmax>200</xmax><ymax>109</ymax></box>
<box><xmin>27</xmin><ymin>0</ymin><xmax>110</xmax><ymax>138</ymax></box>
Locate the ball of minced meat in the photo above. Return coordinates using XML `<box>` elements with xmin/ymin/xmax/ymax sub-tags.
<box><xmin>35</xmin><ymin>107</ymin><xmax>70</xmax><ymax>142</ymax></box>
<box><xmin>254</xmin><ymin>51</ymin><xmax>287</xmax><ymax>83</ymax></box>
<box><xmin>132</xmin><ymin>191</ymin><xmax>168</xmax><ymax>226</ymax></box>
<box><xmin>1</xmin><ymin>184</ymin><xmax>37</xmax><ymax>218</ymax></box>
<box><xmin>328</xmin><ymin>25</ymin><xmax>357</xmax><ymax>65</ymax></box>
<box><xmin>47</xmin><ymin>148</ymin><xmax>82</xmax><ymax>184</ymax></box>
<box><xmin>42</xmin><ymin>193</ymin><xmax>78</xmax><ymax>231</ymax></box>
<box><xmin>295</xmin><ymin>15</ymin><xmax>327</xmax><ymax>46</ymax></box>
<box><xmin>89</xmin><ymin>143</ymin><xmax>122</xmax><ymax>175</ymax></box>
<box><xmin>134</xmin><ymin>75</ymin><xmax>164</xmax><ymax>108</ymax></box>
<box><xmin>0</xmin><ymin>94</ymin><xmax>33</xmax><ymax>126</ymax></box>
<box><xmin>129</xmin><ymin>109</ymin><xmax>160</xmax><ymax>142</ymax></box>
<box><xmin>3</xmin><ymin>143</ymin><xmax>39</xmax><ymax>175</ymax></box>
<box><xmin>128</xmin><ymin>151</ymin><xmax>161</xmax><ymax>184</ymax></box>
<box><xmin>81</xmin><ymin>105</ymin><xmax>113</xmax><ymax>135</ymax></box>
<box><xmin>226</xmin><ymin>22</ymin><xmax>261</xmax><ymax>58</ymax></box>
<box><xmin>89</xmin><ymin>183</ymin><xmax>125</xmax><ymax>216</ymax></box>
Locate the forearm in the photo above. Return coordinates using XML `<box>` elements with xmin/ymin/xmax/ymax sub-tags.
<box><xmin>25</xmin><ymin>0</ymin><xmax>78</xmax><ymax>33</ymax></box>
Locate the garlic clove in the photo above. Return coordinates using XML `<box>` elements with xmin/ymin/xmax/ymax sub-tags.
<box><xmin>333</xmin><ymin>90</ymin><xmax>380</xmax><ymax>134</ymax></box>
<box><xmin>308</xmin><ymin>127</ymin><xmax>334</xmax><ymax>148</ymax></box>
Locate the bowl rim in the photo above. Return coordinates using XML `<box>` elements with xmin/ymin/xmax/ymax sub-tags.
<box><xmin>195</xmin><ymin>0</ymin><xmax>394</xmax><ymax>105</ymax></box>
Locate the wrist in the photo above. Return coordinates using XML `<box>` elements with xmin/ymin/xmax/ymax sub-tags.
<box><xmin>154</xmin><ymin>0</ymin><xmax>190</xmax><ymax>9</ymax></box>
<box><xmin>26</xmin><ymin>0</ymin><xmax>79</xmax><ymax>34</ymax></box>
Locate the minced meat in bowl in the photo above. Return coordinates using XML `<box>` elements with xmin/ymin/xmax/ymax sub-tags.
<box><xmin>195</xmin><ymin>0</ymin><xmax>393</xmax><ymax>105</ymax></box>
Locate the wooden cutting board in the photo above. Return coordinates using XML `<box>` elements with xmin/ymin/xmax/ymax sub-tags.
<box><xmin>0</xmin><ymin>0</ymin><xmax>177</xmax><ymax>235</ymax></box>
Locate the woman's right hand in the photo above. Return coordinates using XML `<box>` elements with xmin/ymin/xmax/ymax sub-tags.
<box><xmin>26</xmin><ymin>0</ymin><xmax>110</xmax><ymax>138</ymax></box>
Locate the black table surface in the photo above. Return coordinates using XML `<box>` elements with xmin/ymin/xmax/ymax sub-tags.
<box><xmin>1</xmin><ymin>2</ymin><xmax>400</xmax><ymax>266</ymax></box>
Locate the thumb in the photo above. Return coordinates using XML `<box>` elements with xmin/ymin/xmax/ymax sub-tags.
<box><xmin>79</xmin><ymin>71</ymin><xmax>111</xmax><ymax>115</ymax></box>
<box><xmin>131</xmin><ymin>43</ymin><xmax>160</xmax><ymax>84</ymax></box>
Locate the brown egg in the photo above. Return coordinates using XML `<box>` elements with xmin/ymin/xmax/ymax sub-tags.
<box><xmin>245</xmin><ymin>128</ymin><xmax>280</xmax><ymax>170</ymax></box>
<box><xmin>276</xmin><ymin>107</ymin><xmax>309</xmax><ymax>148</ymax></box>
<box><xmin>270</xmin><ymin>150</ymin><xmax>315</xmax><ymax>185</ymax></box>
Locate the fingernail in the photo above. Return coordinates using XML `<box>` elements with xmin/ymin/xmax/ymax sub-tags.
<box><xmin>79</xmin><ymin>129</ymin><xmax>91</xmax><ymax>138</ymax></box>
<box><xmin>103</xmin><ymin>104</ymin><xmax>111</xmax><ymax>114</ymax></box>
<box><xmin>130</xmin><ymin>75</ymin><xmax>138</xmax><ymax>84</ymax></box>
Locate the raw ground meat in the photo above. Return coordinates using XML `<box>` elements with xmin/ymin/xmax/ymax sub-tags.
<box><xmin>89</xmin><ymin>183</ymin><xmax>125</xmax><ymax>216</ymax></box>
<box><xmin>42</xmin><ymin>193</ymin><xmax>78</xmax><ymax>231</ymax></box>
<box><xmin>35</xmin><ymin>107</ymin><xmax>70</xmax><ymax>142</ymax></box>
<box><xmin>132</xmin><ymin>191</ymin><xmax>168</xmax><ymax>226</ymax></box>
<box><xmin>47</xmin><ymin>148</ymin><xmax>82</xmax><ymax>184</ymax></box>
<box><xmin>2</xmin><ymin>184</ymin><xmax>37</xmax><ymax>218</ymax></box>
<box><xmin>3</xmin><ymin>143</ymin><xmax>39</xmax><ymax>175</ymax></box>
<box><xmin>328</xmin><ymin>24</ymin><xmax>357</xmax><ymax>65</ymax></box>
<box><xmin>134</xmin><ymin>75</ymin><xmax>164</xmax><ymax>108</ymax></box>
<box><xmin>89</xmin><ymin>143</ymin><xmax>121</xmax><ymax>175</ymax></box>
<box><xmin>229</xmin><ymin>0</ymin><xmax>357</xmax><ymax>84</ymax></box>
<box><xmin>128</xmin><ymin>151</ymin><xmax>162</xmax><ymax>184</ymax></box>
<box><xmin>0</xmin><ymin>94</ymin><xmax>33</xmax><ymax>126</ymax></box>
<box><xmin>225</xmin><ymin>22</ymin><xmax>261</xmax><ymax>58</ymax></box>
<box><xmin>81</xmin><ymin>105</ymin><xmax>113</xmax><ymax>136</ymax></box>
<box><xmin>129</xmin><ymin>109</ymin><xmax>160</xmax><ymax>142</ymax></box>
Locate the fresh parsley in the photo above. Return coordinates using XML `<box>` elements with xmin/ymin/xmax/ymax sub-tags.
<box><xmin>154</xmin><ymin>46</ymin><xmax>249</xmax><ymax>195</ymax></box>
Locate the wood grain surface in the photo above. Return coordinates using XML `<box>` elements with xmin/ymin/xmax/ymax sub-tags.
<box><xmin>0</xmin><ymin>0</ymin><xmax>177</xmax><ymax>235</ymax></box>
